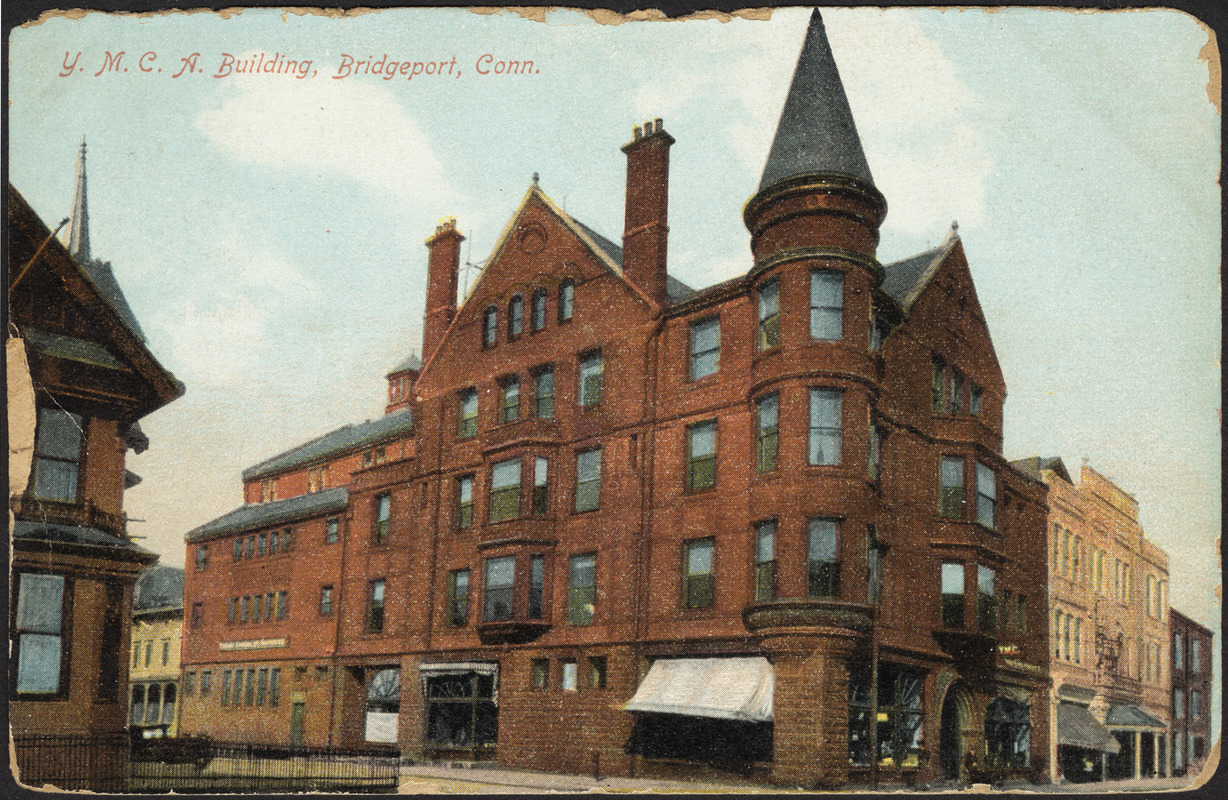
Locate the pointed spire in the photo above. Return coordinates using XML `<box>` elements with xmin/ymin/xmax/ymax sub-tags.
<box><xmin>68</xmin><ymin>137</ymin><xmax>91</xmax><ymax>263</ymax></box>
<box><xmin>758</xmin><ymin>9</ymin><xmax>874</xmax><ymax>192</ymax></box>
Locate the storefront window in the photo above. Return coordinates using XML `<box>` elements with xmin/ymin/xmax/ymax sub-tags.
<box><xmin>984</xmin><ymin>697</ymin><xmax>1031</xmax><ymax>769</ymax></box>
<box><xmin>424</xmin><ymin>671</ymin><xmax>497</xmax><ymax>750</ymax></box>
<box><xmin>848</xmin><ymin>663</ymin><xmax>924</xmax><ymax>768</ymax></box>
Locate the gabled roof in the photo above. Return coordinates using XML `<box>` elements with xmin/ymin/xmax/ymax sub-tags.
<box><xmin>80</xmin><ymin>258</ymin><xmax>147</xmax><ymax>341</ymax></box>
<box><xmin>186</xmin><ymin>486</ymin><xmax>349</xmax><ymax>541</ymax></box>
<box><xmin>387</xmin><ymin>351</ymin><xmax>422</xmax><ymax>377</ymax></box>
<box><xmin>570</xmin><ymin>217</ymin><xmax>695</xmax><ymax>302</ymax></box>
<box><xmin>759</xmin><ymin>9</ymin><xmax>875</xmax><ymax>191</ymax></box>
<box><xmin>241</xmin><ymin>407</ymin><xmax>413</xmax><ymax>481</ymax></box>
<box><xmin>1010</xmin><ymin>456</ymin><xmax>1073</xmax><ymax>484</ymax></box>
<box><xmin>880</xmin><ymin>235</ymin><xmax>958</xmax><ymax>312</ymax></box>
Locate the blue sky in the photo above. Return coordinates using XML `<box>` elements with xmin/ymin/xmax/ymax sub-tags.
<box><xmin>9</xmin><ymin>6</ymin><xmax>1219</xmax><ymax>725</ymax></box>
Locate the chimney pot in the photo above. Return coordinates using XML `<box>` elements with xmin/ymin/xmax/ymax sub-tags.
<box><xmin>633</xmin><ymin>125</ymin><xmax>642</xmax><ymax>140</ymax></box>
<box><xmin>654</xmin><ymin>118</ymin><xmax>663</xmax><ymax>132</ymax></box>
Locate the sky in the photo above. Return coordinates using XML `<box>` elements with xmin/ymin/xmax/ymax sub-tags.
<box><xmin>8</xmin><ymin>5</ymin><xmax>1220</xmax><ymax>734</ymax></box>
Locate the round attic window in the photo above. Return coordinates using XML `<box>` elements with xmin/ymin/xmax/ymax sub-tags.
<box><xmin>519</xmin><ymin>223</ymin><xmax>547</xmax><ymax>254</ymax></box>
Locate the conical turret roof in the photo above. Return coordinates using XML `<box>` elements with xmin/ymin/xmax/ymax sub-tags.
<box><xmin>758</xmin><ymin>9</ymin><xmax>875</xmax><ymax>191</ymax></box>
<box><xmin>68</xmin><ymin>138</ymin><xmax>91</xmax><ymax>262</ymax></box>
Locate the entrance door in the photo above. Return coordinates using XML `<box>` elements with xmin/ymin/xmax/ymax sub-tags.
<box><xmin>290</xmin><ymin>701</ymin><xmax>306</xmax><ymax>748</ymax></box>
<box><xmin>939</xmin><ymin>687</ymin><xmax>967</xmax><ymax>781</ymax></box>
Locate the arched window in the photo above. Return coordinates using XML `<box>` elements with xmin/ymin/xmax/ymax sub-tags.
<box><xmin>161</xmin><ymin>683</ymin><xmax>177</xmax><ymax>724</ymax></box>
<box><xmin>508</xmin><ymin>295</ymin><xmax>523</xmax><ymax>340</ymax></box>
<box><xmin>531</xmin><ymin>288</ymin><xmax>548</xmax><ymax>332</ymax></box>
<box><xmin>145</xmin><ymin>683</ymin><xmax>161</xmax><ymax>724</ymax></box>
<box><xmin>130</xmin><ymin>685</ymin><xmax>146</xmax><ymax>724</ymax></box>
<box><xmin>984</xmin><ymin>698</ymin><xmax>1030</xmax><ymax>769</ymax></box>
<box><xmin>483</xmin><ymin>306</ymin><xmax>498</xmax><ymax>347</ymax></box>
<box><xmin>558</xmin><ymin>280</ymin><xmax>574</xmax><ymax>323</ymax></box>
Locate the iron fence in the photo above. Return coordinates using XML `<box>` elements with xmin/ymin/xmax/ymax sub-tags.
<box><xmin>12</xmin><ymin>733</ymin><xmax>401</xmax><ymax>794</ymax></box>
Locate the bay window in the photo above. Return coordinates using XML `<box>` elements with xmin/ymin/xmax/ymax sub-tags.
<box><xmin>807</xmin><ymin>518</ymin><xmax>840</xmax><ymax>598</ymax></box>
<box><xmin>483</xmin><ymin>557</ymin><xmax>515</xmax><ymax>622</ymax></box>
<box><xmin>809</xmin><ymin>270</ymin><xmax>843</xmax><ymax>340</ymax></box>
<box><xmin>755</xmin><ymin>393</ymin><xmax>778</xmax><ymax>473</ymax></box>
<box><xmin>489</xmin><ymin>458</ymin><xmax>522</xmax><ymax>522</ymax></box>
<box><xmin>808</xmin><ymin>388</ymin><xmax>842</xmax><ymax>465</ymax></box>
<box><xmin>939</xmin><ymin>456</ymin><xmax>965</xmax><ymax>518</ymax></box>
<box><xmin>757</xmin><ymin>279</ymin><xmax>780</xmax><ymax>350</ymax></box>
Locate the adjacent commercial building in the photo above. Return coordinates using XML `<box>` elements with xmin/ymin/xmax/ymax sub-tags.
<box><xmin>8</xmin><ymin>142</ymin><xmax>184</xmax><ymax>789</ymax></box>
<box><xmin>180</xmin><ymin>11</ymin><xmax>1052</xmax><ymax>787</ymax></box>
<box><xmin>1169</xmin><ymin>609</ymin><xmax>1213</xmax><ymax>777</ymax></box>
<box><xmin>129</xmin><ymin>565</ymin><xmax>185</xmax><ymax>738</ymax></box>
<box><xmin>1012</xmin><ymin>458</ymin><xmax>1172</xmax><ymax>783</ymax></box>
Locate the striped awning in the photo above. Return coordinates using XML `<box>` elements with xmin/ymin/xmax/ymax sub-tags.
<box><xmin>624</xmin><ymin>657</ymin><xmax>774</xmax><ymax>723</ymax></box>
<box><xmin>1057</xmin><ymin>704</ymin><xmax>1121</xmax><ymax>754</ymax></box>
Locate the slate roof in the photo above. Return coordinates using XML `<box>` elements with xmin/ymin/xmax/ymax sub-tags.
<box><xmin>24</xmin><ymin>327</ymin><xmax>126</xmax><ymax>370</ymax></box>
<box><xmin>387</xmin><ymin>351</ymin><xmax>422</xmax><ymax>376</ymax></box>
<box><xmin>880</xmin><ymin>244</ymin><xmax>949</xmax><ymax>310</ymax></box>
<box><xmin>241</xmin><ymin>408</ymin><xmax>414</xmax><ymax>481</ymax></box>
<box><xmin>560</xmin><ymin>212</ymin><xmax>695</xmax><ymax>302</ymax></box>
<box><xmin>133</xmin><ymin>564</ymin><xmax>184</xmax><ymax>612</ymax></box>
<box><xmin>13</xmin><ymin>519</ymin><xmax>153</xmax><ymax>554</ymax></box>
<box><xmin>80</xmin><ymin>259</ymin><xmax>147</xmax><ymax>341</ymax></box>
<box><xmin>759</xmin><ymin>9</ymin><xmax>875</xmax><ymax>191</ymax></box>
<box><xmin>1010</xmin><ymin>456</ymin><xmax>1073</xmax><ymax>484</ymax></box>
<box><xmin>186</xmin><ymin>486</ymin><xmax>349</xmax><ymax>541</ymax></box>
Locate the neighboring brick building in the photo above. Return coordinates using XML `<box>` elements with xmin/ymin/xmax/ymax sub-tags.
<box><xmin>1012</xmin><ymin>458</ymin><xmax>1171</xmax><ymax>783</ymax></box>
<box><xmin>8</xmin><ymin>142</ymin><xmax>184</xmax><ymax>790</ymax></box>
<box><xmin>180</xmin><ymin>11</ymin><xmax>1051</xmax><ymax>787</ymax></box>
<box><xmin>1169</xmin><ymin>609</ymin><xmax>1213</xmax><ymax>777</ymax></box>
<box><xmin>129</xmin><ymin>565</ymin><xmax>185</xmax><ymax>738</ymax></box>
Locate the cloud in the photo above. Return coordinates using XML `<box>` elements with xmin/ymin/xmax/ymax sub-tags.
<box><xmin>195</xmin><ymin>62</ymin><xmax>455</xmax><ymax>205</ymax></box>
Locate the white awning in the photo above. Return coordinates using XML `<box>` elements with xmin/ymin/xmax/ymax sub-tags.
<box><xmin>418</xmin><ymin>661</ymin><xmax>499</xmax><ymax>703</ymax></box>
<box><xmin>624</xmin><ymin>657</ymin><xmax>774</xmax><ymax>723</ymax></box>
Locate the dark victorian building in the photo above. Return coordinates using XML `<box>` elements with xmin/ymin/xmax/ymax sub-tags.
<box><xmin>181</xmin><ymin>11</ymin><xmax>1050</xmax><ymax>788</ymax></box>
<box><xmin>8</xmin><ymin>143</ymin><xmax>184</xmax><ymax>789</ymax></box>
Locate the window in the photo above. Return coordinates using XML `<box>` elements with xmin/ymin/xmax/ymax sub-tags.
<box><xmin>528</xmin><ymin>555</ymin><xmax>545</xmax><ymax>619</ymax></box>
<box><xmin>531</xmin><ymin>288</ymin><xmax>548</xmax><ymax>332</ymax></box>
<box><xmin>686</xmin><ymin>421</ymin><xmax>717</xmax><ymax>490</ymax></box>
<box><xmin>941</xmin><ymin>563</ymin><xmax>965</xmax><ymax>627</ymax></box>
<box><xmin>146</xmin><ymin>684</ymin><xmax>162</xmax><ymax>722</ymax></box>
<box><xmin>367</xmin><ymin>579</ymin><xmax>386</xmax><ymax>632</ymax></box>
<box><xmin>868</xmin><ymin>424</ymin><xmax>884</xmax><ymax>480</ymax></box>
<box><xmin>683</xmin><ymin>538</ymin><xmax>714</xmax><ymax>609</ymax></box>
<box><xmin>280</xmin><ymin>528</ymin><xmax>293</xmax><ymax>552</ymax></box>
<box><xmin>533</xmin><ymin>366</ymin><xmax>555</xmax><ymax>419</ymax></box>
<box><xmin>13</xmin><ymin>573</ymin><xmax>67</xmax><ymax>695</ymax></box>
<box><xmin>245</xmin><ymin>536</ymin><xmax>256</xmax><ymax>557</ymax></box>
<box><xmin>976</xmin><ymin>462</ymin><xmax>996</xmax><ymax>528</ymax></box>
<box><xmin>228</xmin><ymin>598</ymin><xmax>237</xmax><ymax>623</ymax></box>
<box><xmin>446</xmin><ymin>569</ymin><xmax>469</xmax><ymax>626</ymax></box>
<box><xmin>868</xmin><ymin>527</ymin><xmax>886</xmax><ymax>606</ymax></box>
<box><xmin>244</xmin><ymin>668</ymin><xmax>255</xmax><ymax>706</ymax></box>
<box><xmin>373</xmin><ymin>494</ymin><xmax>391</xmax><ymax>544</ymax></box>
<box><xmin>567</xmin><ymin>553</ymin><xmax>596</xmax><ymax>625</ymax></box>
<box><xmin>276</xmin><ymin>591</ymin><xmax>287</xmax><ymax>618</ymax></box>
<box><xmin>807</xmin><ymin>518</ymin><xmax>840</xmax><ymax>598</ymax></box>
<box><xmin>162</xmin><ymin>640</ymin><xmax>170</xmax><ymax>666</ymax></box>
<box><xmin>575</xmin><ymin>449</ymin><xmax>601</xmax><ymax>513</ymax></box>
<box><xmin>948</xmin><ymin>368</ymin><xmax>964</xmax><ymax>414</ymax></box>
<box><xmin>1190</xmin><ymin>689</ymin><xmax>1202</xmax><ymax>719</ymax></box>
<box><xmin>457</xmin><ymin>389</ymin><xmax>478</xmax><ymax>439</ymax></box>
<box><xmin>483</xmin><ymin>305</ymin><xmax>498</xmax><ymax>347</ymax></box>
<box><xmin>260</xmin><ymin>479</ymin><xmax>276</xmax><ymax>503</ymax></box>
<box><xmin>221</xmin><ymin>670</ymin><xmax>232</xmax><ymax>706</ymax></box>
<box><xmin>688</xmin><ymin>316</ymin><xmax>720</xmax><ymax>379</ymax></box>
<box><xmin>269</xmin><ymin>529</ymin><xmax>280</xmax><ymax>555</ymax></box>
<box><xmin>240</xmin><ymin>596</ymin><xmax>250</xmax><ymax>623</ymax></box>
<box><xmin>939</xmin><ymin>456</ymin><xmax>965</xmax><ymax>518</ymax></box>
<box><xmin>257</xmin><ymin>668</ymin><xmax>268</xmax><ymax>705</ymax></box>
<box><xmin>307</xmin><ymin>465</ymin><xmax>325</xmax><ymax>494</ymax></box>
<box><xmin>130</xmin><ymin>686</ymin><xmax>146</xmax><ymax>725</ymax></box>
<box><xmin>985</xmin><ymin>698</ymin><xmax>1031</xmax><ymax>770</ymax></box>
<box><xmin>257</xmin><ymin>532</ymin><xmax>267</xmax><ymax>556</ymax></box>
<box><xmin>588</xmin><ymin>657</ymin><xmax>608</xmax><ymax>689</ymax></box>
<box><xmin>489</xmin><ymin>458</ymin><xmax>521</xmax><ymax>522</ymax></box>
<box><xmin>808</xmin><ymin>388</ymin><xmax>842</xmax><ymax>465</ymax></box>
<box><xmin>970</xmin><ymin>384</ymin><xmax>983</xmax><ymax>415</ymax></box>
<box><xmin>508</xmin><ymin>295</ymin><xmax>523</xmax><ymax>340</ymax></box>
<box><xmin>558</xmin><ymin>280</ymin><xmax>575</xmax><ymax>323</ymax></box>
<box><xmin>755</xmin><ymin>394</ymin><xmax>779</xmax><ymax>473</ymax></box>
<box><xmin>1191</xmin><ymin>638</ymin><xmax>1201</xmax><ymax>672</ymax></box>
<box><xmin>1174</xmin><ymin>687</ymin><xmax>1185</xmax><ymax>717</ymax></box>
<box><xmin>532</xmin><ymin>457</ymin><xmax>549</xmax><ymax>515</ymax></box>
<box><xmin>456</xmin><ymin>475</ymin><xmax>473</xmax><ymax>529</ymax></box>
<box><xmin>530</xmin><ymin>658</ymin><xmax>549</xmax><ymax>689</ymax></box>
<box><xmin>320</xmin><ymin>585</ymin><xmax>333</xmax><ymax>615</ymax></box>
<box><xmin>753</xmin><ymin>520</ymin><xmax>776</xmax><ymax>602</ymax></box>
<box><xmin>756</xmin><ymin>279</ymin><xmax>780</xmax><ymax>350</ymax></box>
<box><xmin>191</xmin><ymin>601</ymin><xmax>203</xmax><ymax>628</ymax></box>
<box><xmin>579</xmin><ymin>351</ymin><xmax>603</xmax><ymax>407</ymax></box>
<box><xmin>483</xmin><ymin>557</ymin><xmax>514</xmax><ymax>622</ymax></box>
<box><xmin>233</xmin><ymin>539</ymin><xmax>243</xmax><ymax>560</ymax></box>
<box><xmin>1094</xmin><ymin>550</ymin><xmax>1104</xmax><ymax>593</ymax></box>
<box><xmin>196</xmin><ymin>545</ymin><xmax>209</xmax><ymax>571</ymax></box>
<box><xmin>32</xmin><ymin>408</ymin><xmax>83</xmax><ymax>502</ymax></box>
<box><xmin>269</xmin><ymin>668</ymin><xmax>280</xmax><ymax>707</ymax></box>
<box><xmin>810</xmin><ymin>270</ymin><xmax>843</xmax><ymax>340</ymax></box>
<box><xmin>200</xmin><ymin>671</ymin><xmax>212</xmax><ymax>696</ymax></box>
<box><xmin>977</xmin><ymin>566</ymin><xmax>997</xmax><ymax>631</ymax></box>
<box><xmin>561</xmin><ymin>660</ymin><xmax>578</xmax><ymax>691</ymax></box>
<box><xmin>931</xmin><ymin>356</ymin><xmax>945</xmax><ymax>412</ymax></box>
<box><xmin>251</xmin><ymin>594</ymin><xmax>262</xmax><ymax>622</ymax></box>
<box><xmin>848</xmin><ymin>663</ymin><xmax>924</xmax><ymax>768</ymax></box>
<box><xmin>498</xmin><ymin>376</ymin><xmax>521</xmax><ymax>423</ymax></box>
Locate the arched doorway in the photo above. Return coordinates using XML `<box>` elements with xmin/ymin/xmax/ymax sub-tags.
<box><xmin>939</xmin><ymin>685</ymin><xmax>971</xmax><ymax>781</ymax></box>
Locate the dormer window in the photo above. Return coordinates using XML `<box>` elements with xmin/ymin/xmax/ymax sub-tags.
<box><xmin>483</xmin><ymin>306</ymin><xmax>498</xmax><ymax>348</ymax></box>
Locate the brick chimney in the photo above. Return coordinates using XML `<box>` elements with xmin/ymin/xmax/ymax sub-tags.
<box><xmin>621</xmin><ymin>118</ymin><xmax>674</xmax><ymax>304</ymax></box>
<box><xmin>422</xmin><ymin>218</ymin><xmax>464</xmax><ymax>361</ymax></box>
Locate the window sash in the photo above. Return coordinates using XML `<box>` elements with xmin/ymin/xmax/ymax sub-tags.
<box><xmin>579</xmin><ymin>353</ymin><xmax>603</xmax><ymax>406</ymax></box>
<box><xmin>976</xmin><ymin>462</ymin><xmax>996</xmax><ymax>528</ymax></box>
<box><xmin>368</xmin><ymin>581</ymin><xmax>386</xmax><ymax>631</ymax></box>
<box><xmin>807</xmin><ymin>519</ymin><xmax>840</xmax><ymax>598</ymax></box>
<box><xmin>756</xmin><ymin>394</ymin><xmax>779</xmax><ymax>473</ymax></box>
<box><xmin>567</xmin><ymin>555</ymin><xmax>596</xmax><ymax>625</ymax></box>
<box><xmin>949</xmin><ymin>369</ymin><xmax>964</xmax><ymax>413</ymax></box>
<box><xmin>33</xmin><ymin>409</ymin><xmax>83</xmax><ymax>501</ymax></box>
<box><xmin>532</xmin><ymin>457</ymin><xmax>549</xmax><ymax>515</ymax></box>
<box><xmin>483</xmin><ymin>307</ymin><xmax>498</xmax><ymax>346</ymax></box>
<box><xmin>531</xmin><ymin>290</ymin><xmax>547</xmax><ymax>331</ymax></box>
<box><xmin>689</xmin><ymin>317</ymin><xmax>720</xmax><ymax>379</ymax></box>
<box><xmin>446</xmin><ymin>570</ymin><xmax>469</xmax><ymax>626</ymax></box>
<box><xmin>977</xmin><ymin>566</ymin><xmax>997</xmax><ymax>631</ymax></box>
<box><xmin>931</xmin><ymin>357</ymin><xmax>945</xmax><ymax>412</ymax></box>
<box><xmin>33</xmin><ymin>459</ymin><xmax>78</xmax><ymax>502</ymax></box>
<box><xmin>558</xmin><ymin>281</ymin><xmax>574</xmax><ymax>322</ymax></box>
<box><xmin>757</xmin><ymin>280</ymin><xmax>780</xmax><ymax>351</ymax></box>
<box><xmin>458</xmin><ymin>392</ymin><xmax>478</xmax><ymax>438</ymax></box>
<box><xmin>490</xmin><ymin>459</ymin><xmax>522</xmax><ymax>522</ymax></box>
<box><xmin>501</xmin><ymin>378</ymin><xmax>520</xmax><ymax>422</ymax></box>
<box><xmin>939</xmin><ymin>457</ymin><xmax>965</xmax><ymax>517</ymax></box>
<box><xmin>684</xmin><ymin>540</ymin><xmax>714</xmax><ymax>608</ymax></box>
<box><xmin>687</xmin><ymin>422</ymin><xmax>717</xmax><ymax>490</ymax></box>
<box><xmin>575</xmin><ymin>450</ymin><xmax>601</xmax><ymax>512</ymax></box>
<box><xmin>810</xmin><ymin>270</ymin><xmax>843</xmax><ymax>340</ymax></box>
<box><xmin>808</xmin><ymin>389</ymin><xmax>842</xmax><ymax>465</ymax></box>
<box><xmin>508</xmin><ymin>296</ymin><xmax>523</xmax><ymax>338</ymax></box>
<box><xmin>941</xmin><ymin>563</ymin><xmax>965</xmax><ymax>627</ymax></box>
<box><xmin>534</xmin><ymin>369</ymin><xmax>555</xmax><ymax>418</ymax></box>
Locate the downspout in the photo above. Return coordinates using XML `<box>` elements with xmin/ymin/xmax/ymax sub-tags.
<box><xmin>327</xmin><ymin>508</ymin><xmax>352</xmax><ymax>747</ymax></box>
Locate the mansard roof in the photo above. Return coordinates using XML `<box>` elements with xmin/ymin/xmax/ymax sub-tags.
<box><xmin>758</xmin><ymin>9</ymin><xmax>875</xmax><ymax>192</ymax></box>
<box><xmin>242</xmin><ymin>407</ymin><xmax>414</xmax><ymax>481</ymax></box>
<box><xmin>186</xmin><ymin>486</ymin><xmax>349</xmax><ymax>541</ymax></box>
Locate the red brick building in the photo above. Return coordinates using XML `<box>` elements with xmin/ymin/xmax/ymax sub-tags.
<box><xmin>1169</xmin><ymin>609</ymin><xmax>1213</xmax><ymax>777</ymax></box>
<box><xmin>180</xmin><ymin>11</ymin><xmax>1051</xmax><ymax>787</ymax></box>
<box><xmin>9</xmin><ymin>142</ymin><xmax>184</xmax><ymax>789</ymax></box>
